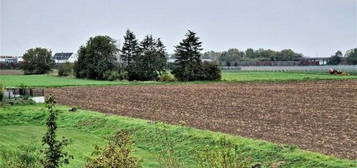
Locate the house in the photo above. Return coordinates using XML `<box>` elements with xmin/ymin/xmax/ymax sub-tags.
<box><xmin>0</xmin><ymin>56</ymin><xmax>18</xmax><ymax>63</ymax></box>
<box><xmin>53</xmin><ymin>52</ymin><xmax>77</xmax><ymax>63</ymax></box>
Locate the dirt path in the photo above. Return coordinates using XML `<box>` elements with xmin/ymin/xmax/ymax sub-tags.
<box><xmin>47</xmin><ymin>80</ymin><xmax>357</xmax><ymax>159</ymax></box>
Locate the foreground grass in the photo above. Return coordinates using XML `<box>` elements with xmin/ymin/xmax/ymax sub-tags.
<box><xmin>0</xmin><ymin>104</ymin><xmax>355</xmax><ymax>168</ymax></box>
<box><xmin>1</xmin><ymin>71</ymin><xmax>357</xmax><ymax>87</ymax></box>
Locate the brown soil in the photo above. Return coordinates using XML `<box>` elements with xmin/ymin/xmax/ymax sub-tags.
<box><xmin>0</xmin><ymin>70</ymin><xmax>23</xmax><ymax>75</ymax></box>
<box><xmin>46</xmin><ymin>80</ymin><xmax>357</xmax><ymax>159</ymax></box>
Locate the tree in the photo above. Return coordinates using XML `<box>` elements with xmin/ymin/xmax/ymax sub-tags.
<box><xmin>21</xmin><ymin>48</ymin><xmax>54</xmax><ymax>74</ymax></box>
<box><xmin>327</xmin><ymin>50</ymin><xmax>343</xmax><ymax>65</ymax></box>
<box><xmin>74</xmin><ymin>35</ymin><xmax>119</xmax><ymax>80</ymax></box>
<box><xmin>345</xmin><ymin>48</ymin><xmax>357</xmax><ymax>65</ymax></box>
<box><xmin>121</xmin><ymin>30</ymin><xmax>140</xmax><ymax>66</ymax></box>
<box><xmin>172</xmin><ymin>30</ymin><xmax>203</xmax><ymax>81</ymax></box>
<box><xmin>41</xmin><ymin>95</ymin><xmax>72</xmax><ymax>168</ymax></box>
<box><xmin>128</xmin><ymin>35</ymin><xmax>167</xmax><ymax>81</ymax></box>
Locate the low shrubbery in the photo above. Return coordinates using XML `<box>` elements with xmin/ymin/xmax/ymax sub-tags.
<box><xmin>158</xmin><ymin>72</ymin><xmax>177</xmax><ymax>82</ymax></box>
<box><xmin>85</xmin><ymin>130</ymin><xmax>141</xmax><ymax>168</ymax></box>
<box><xmin>58</xmin><ymin>63</ymin><xmax>73</xmax><ymax>76</ymax></box>
<box><xmin>0</xmin><ymin>145</ymin><xmax>41</xmax><ymax>168</ymax></box>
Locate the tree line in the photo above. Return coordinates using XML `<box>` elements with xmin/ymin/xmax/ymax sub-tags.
<box><xmin>327</xmin><ymin>49</ymin><xmax>357</xmax><ymax>65</ymax></box>
<box><xmin>202</xmin><ymin>48</ymin><xmax>304</xmax><ymax>66</ymax></box>
<box><xmin>20</xmin><ymin>30</ymin><xmax>221</xmax><ymax>81</ymax></box>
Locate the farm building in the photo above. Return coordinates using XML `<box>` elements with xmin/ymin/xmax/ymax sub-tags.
<box><xmin>53</xmin><ymin>52</ymin><xmax>78</xmax><ymax>63</ymax></box>
<box><xmin>0</xmin><ymin>56</ymin><xmax>18</xmax><ymax>63</ymax></box>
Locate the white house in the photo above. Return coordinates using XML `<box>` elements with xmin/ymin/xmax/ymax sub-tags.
<box><xmin>53</xmin><ymin>52</ymin><xmax>78</xmax><ymax>63</ymax></box>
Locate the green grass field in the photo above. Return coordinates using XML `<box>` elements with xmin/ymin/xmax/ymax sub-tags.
<box><xmin>0</xmin><ymin>104</ymin><xmax>355</xmax><ymax>168</ymax></box>
<box><xmin>1</xmin><ymin>71</ymin><xmax>357</xmax><ymax>87</ymax></box>
<box><xmin>222</xmin><ymin>71</ymin><xmax>357</xmax><ymax>82</ymax></box>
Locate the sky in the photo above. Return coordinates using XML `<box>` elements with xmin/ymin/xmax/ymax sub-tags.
<box><xmin>0</xmin><ymin>0</ymin><xmax>356</xmax><ymax>57</ymax></box>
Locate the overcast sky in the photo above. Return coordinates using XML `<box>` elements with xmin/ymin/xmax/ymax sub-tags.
<box><xmin>1</xmin><ymin>0</ymin><xmax>356</xmax><ymax>57</ymax></box>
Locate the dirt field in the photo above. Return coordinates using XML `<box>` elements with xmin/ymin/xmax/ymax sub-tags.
<box><xmin>0</xmin><ymin>70</ymin><xmax>23</xmax><ymax>75</ymax></box>
<box><xmin>47</xmin><ymin>80</ymin><xmax>357</xmax><ymax>159</ymax></box>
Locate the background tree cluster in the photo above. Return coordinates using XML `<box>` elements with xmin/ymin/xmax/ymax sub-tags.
<box><xmin>203</xmin><ymin>48</ymin><xmax>303</xmax><ymax>66</ymax></box>
<box><xmin>172</xmin><ymin>31</ymin><xmax>221</xmax><ymax>81</ymax></box>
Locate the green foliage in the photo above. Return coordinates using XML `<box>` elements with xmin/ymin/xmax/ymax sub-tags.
<box><xmin>121</xmin><ymin>30</ymin><xmax>141</xmax><ymax>67</ymax></box>
<box><xmin>74</xmin><ymin>35</ymin><xmax>119</xmax><ymax>80</ymax></box>
<box><xmin>195</xmin><ymin>137</ymin><xmax>251</xmax><ymax>168</ymax></box>
<box><xmin>127</xmin><ymin>35</ymin><xmax>167</xmax><ymax>81</ymax></box>
<box><xmin>85</xmin><ymin>130</ymin><xmax>141</xmax><ymax>168</ymax></box>
<box><xmin>172</xmin><ymin>30</ymin><xmax>204</xmax><ymax>81</ymax></box>
<box><xmin>345</xmin><ymin>48</ymin><xmax>357</xmax><ymax>65</ymax></box>
<box><xmin>201</xmin><ymin>62</ymin><xmax>221</xmax><ymax>81</ymax></box>
<box><xmin>172</xmin><ymin>30</ymin><xmax>222</xmax><ymax>81</ymax></box>
<box><xmin>327</xmin><ymin>51</ymin><xmax>342</xmax><ymax>65</ymax></box>
<box><xmin>158</xmin><ymin>72</ymin><xmax>177</xmax><ymax>82</ymax></box>
<box><xmin>204</xmin><ymin>48</ymin><xmax>303</xmax><ymax>65</ymax></box>
<box><xmin>41</xmin><ymin>95</ymin><xmax>72</xmax><ymax>168</ymax></box>
<box><xmin>58</xmin><ymin>63</ymin><xmax>73</xmax><ymax>76</ymax></box>
<box><xmin>0</xmin><ymin>145</ymin><xmax>41</xmax><ymax>168</ymax></box>
<box><xmin>21</xmin><ymin>47</ymin><xmax>55</xmax><ymax>74</ymax></box>
<box><xmin>0</xmin><ymin>83</ymin><xmax>4</xmax><ymax>102</ymax></box>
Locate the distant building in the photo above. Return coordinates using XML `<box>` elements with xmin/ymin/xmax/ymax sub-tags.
<box><xmin>167</xmin><ymin>58</ymin><xmax>213</xmax><ymax>63</ymax></box>
<box><xmin>0</xmin><ymin>56</ymin><xmax>18</xmax><ymax>63</ymax></box>
<box><xmin>53</xmin><ymin>52</ymin><xmax>77</xmax><ymax>63</ymax></box>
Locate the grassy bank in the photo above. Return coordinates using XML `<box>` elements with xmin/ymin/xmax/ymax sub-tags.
<box><xmin>0</xmin><ymin>104</ymin><xmax>355</xmax><ymax>168</ymax></box>
<box><xmin>1</xmin><ymin>71</ymin><xmax>357</xmax><ymax>87</ymax></box>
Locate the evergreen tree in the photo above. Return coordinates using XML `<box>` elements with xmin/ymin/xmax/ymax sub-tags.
<box><xmin>128</xmin><ymin>35</ymin><xmax>167</xmax><ymax>81</ymax></box>
<box><xmin>121</xmin><ymin>30</ymin><xmax>140</xmax><ymax>66</ymax></box>
<box><xmin>172</xmin><ymin>30</ymin><xmax>203</xmax><ymax>81</ymax></box>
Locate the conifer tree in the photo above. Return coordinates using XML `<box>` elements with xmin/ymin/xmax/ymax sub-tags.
<box><xmin>121</xmin><ymin>30</ymin><xmax>140</xmax><ymax>66</ymax></box>
<box><xmin>172</xmin><ymin>30</ymin><xmax>203</xmax><ymax>81</ymax></box>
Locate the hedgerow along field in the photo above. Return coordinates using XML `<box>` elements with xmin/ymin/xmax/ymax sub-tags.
<box><xmin>1</xmin><ymin>71</ymin><xmax>357</xmax><ymax>87</ymax></box>
<box><xmin>0</xmin><ymin>105</ymin><xmax>355</xmax><ymax>168</ymax></box>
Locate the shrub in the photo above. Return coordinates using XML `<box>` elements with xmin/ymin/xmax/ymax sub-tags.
<box><xmin>158</xmin><ymin>72</ymin><xmax>177</xmax><ymax>82</ymax></box>
<box><xmin>0</xmin><ymin>145</ymin><xmax>41</xmax><ymax>168</ymax></box>
<box><xmin>85</xmin><ymin>130</ymin><xmax>141</xmax><ymax>168</ymax></box>
<box><xmin>58</xmin><ymin>63</ymin><xmax>73</xmax><ymax>76</ymax></box>
<box><xmin>195</xmin><ymin>137</ymin><xmax>251</xmax><ymax>168</ymax></box>
<box><xmin>200</xmin><ymin>62</ymin><xmax>221</xmax><ymax>81</ymax></box>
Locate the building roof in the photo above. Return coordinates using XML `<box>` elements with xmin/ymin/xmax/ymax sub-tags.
<box><xmin>53</xmin><ymin>53</ymin><xmax>73</xmax><ymax>60</ymax></box>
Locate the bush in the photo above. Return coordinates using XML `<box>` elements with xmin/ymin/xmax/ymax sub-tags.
<box><xmin>58</xmin><ymin>63</ymin><xmax>73</xmax><ymax>76</ymax></box>
<box><xmin>200</xmin><ymin>62</ymin><xmax>221</xmax><ymax>81</ymax></box>
<box><xmin>158</xmin><ymin>72</ymin><xmax>177</xmax><ymax>82</ymax></box>
<box><xmin>85</xmin><ymin>130</ymin><xmax>141</xmax><ymax>168</ymax></box>
<box><xmin>0</xmin><ymin>145</ymin><xmax>41</xmax><ymax>168</ymax></box>
<box><xmin>195</xmin><ymin>137</ymin><xmax>251</xmax><ymax>168</ymax></box>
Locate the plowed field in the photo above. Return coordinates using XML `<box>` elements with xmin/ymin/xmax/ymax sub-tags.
<box><xmin>47</xmin><ymin>80</ymin><xmax>357</xmax><ymax>159</ymax></box>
